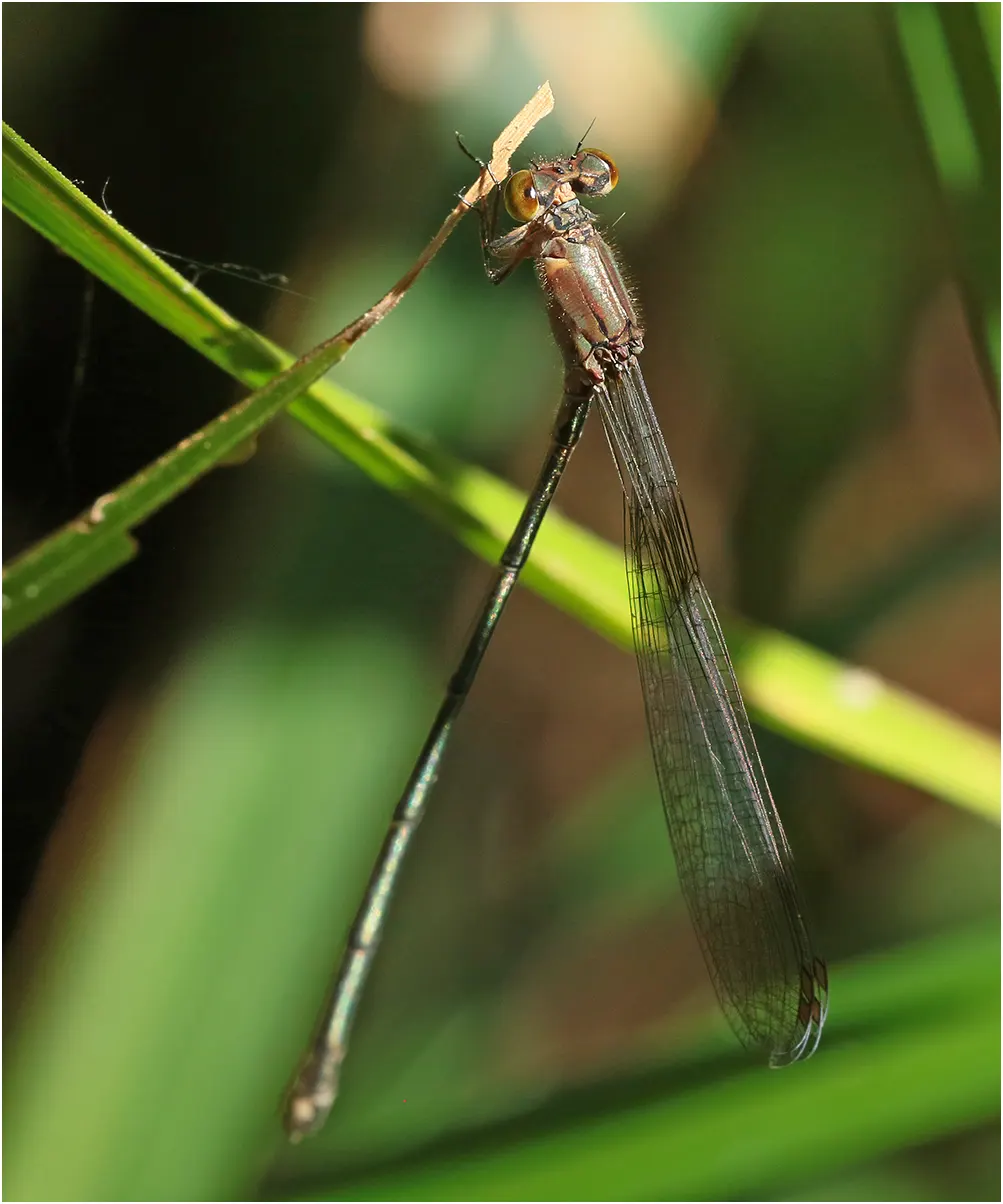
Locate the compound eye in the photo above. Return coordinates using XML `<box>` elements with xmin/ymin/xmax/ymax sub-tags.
<box><xmin>573</xmin><ymin>148</ymin><xmax>619</xmax><ymax>197</ymax></box>
<box><xmin>504</xmin><ymin>169</ymin><xmax>541</xmax><ymax>222</ymax></box>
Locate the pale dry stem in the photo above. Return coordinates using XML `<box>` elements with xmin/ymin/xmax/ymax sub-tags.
<box><xmin>338</xmin><ymin>80</ymin><xmax>554</xmax><ymax>345</ymax></box>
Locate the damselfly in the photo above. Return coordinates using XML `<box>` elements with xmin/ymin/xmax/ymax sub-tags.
<box><xmin>285</xmin><ymin>144</ymin><xmax>828</xmax><ymax>1140</ymax></box>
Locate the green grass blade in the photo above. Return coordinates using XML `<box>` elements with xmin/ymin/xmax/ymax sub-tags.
<box><xmin>3</xmin><ymin>121</ymin><xmax>998</xmax><ymax>819</ymax></box>
<box><xmin>2</xmin><ymin>122</ymin><xmax>276</xmax><ymax>377</ymax></box>
<box><xmin>2</xmin><ymin>527</ymin><xmax>138</xmax><ymax>639</ymax></box>
<box><xmin>891</xmin><ymin>2</ymin><xmax>1001</xmax><ymax>389</ymax></box>
<box><xmin>2</xmin><ymin>331</ymin><xmax>359</xmax><ymax>643</ymax></box>
<box><xmin>732</xmin><ymin>624</ymin><xmax>1000</xmax><ymax>822</ymax></box>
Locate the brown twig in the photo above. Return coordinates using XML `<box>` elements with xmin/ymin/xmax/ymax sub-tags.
<box><xmin>335</xmin><ymin>80</ymin><xmax>554</xmax><ymax>348</ymax></box>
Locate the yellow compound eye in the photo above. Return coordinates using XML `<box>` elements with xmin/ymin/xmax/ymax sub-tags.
<box><xmin>575</xmin><ymin>148</ymin><xmax>618</xmax><ymax>197</ymax></box>
<box><xmin>504</xmin><ymin>169</ymin><xmax>541</xmax><ymax>222</ymax></box>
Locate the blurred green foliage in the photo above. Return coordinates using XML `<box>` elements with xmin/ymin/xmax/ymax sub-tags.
<box><xmin>891</xmin><ymin>2</ymin><xmax>999</xmax><ymax>386</ymax></box>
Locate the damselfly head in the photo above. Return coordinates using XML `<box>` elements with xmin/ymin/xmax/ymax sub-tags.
<box><xmin>505</xmin><ymin>148</ymin><xmax>619</xmax><ymax>225</ymax></box>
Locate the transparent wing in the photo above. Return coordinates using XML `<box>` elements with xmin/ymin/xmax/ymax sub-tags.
<box><xmin>597</xmin><ymin>362</ymin><xmax>827</xmax><ymax>1063</ymax></box>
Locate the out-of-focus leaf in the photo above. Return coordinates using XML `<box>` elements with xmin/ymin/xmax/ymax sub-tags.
<box><xmin>274</xmin><ymin>924</ymin><xmax>1000</xmax><ymax>1202</ymax></box>
<box><xmin>891</xmin><ymin>2</ymin><xmax>1001</xmax><ymax>389</ymax></box>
